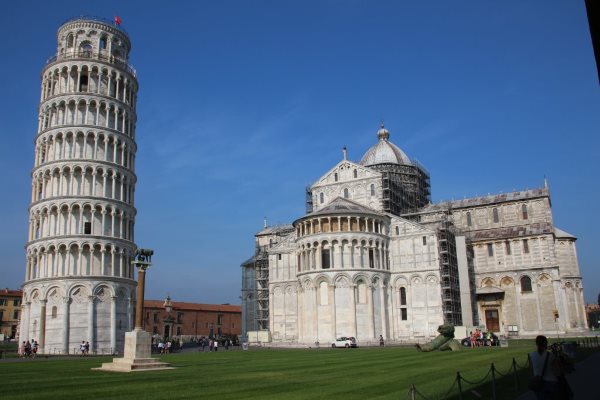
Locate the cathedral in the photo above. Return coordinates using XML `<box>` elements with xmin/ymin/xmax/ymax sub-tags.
<box><xmin>241</xmin><ymin>125</ymin><xmax>587</xmax><ymax>344</ymax></box>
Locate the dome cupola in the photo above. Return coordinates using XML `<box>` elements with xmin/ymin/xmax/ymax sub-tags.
<box><xmin>360</xmin><ymin>124</ymin><xmax>412</xmax><ymax>166</ymax></box>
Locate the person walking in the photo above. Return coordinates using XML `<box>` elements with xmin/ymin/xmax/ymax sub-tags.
<box><xmin>214</xmin><ymin>340</ymin><xmax>219</xmax><ymax>352</ymax></box>
<box><xmin>379</xmin><ymin>335</ymin><xmax>385</xmax><ymax>347</ymax></box>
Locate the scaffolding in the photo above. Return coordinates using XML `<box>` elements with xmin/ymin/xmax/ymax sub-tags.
<box><xmin>305</xmin><ymin>186</ymin><xmax>313</xmax><ymax>214</ymax></box>
<box><xmin>248</xmin><ymin>225</ymin><xmax>295</xmax><ymax>332</ymax></box>
<box><xmin>370</xmin><ymin>161</ymin><xmax>431</xmax><ymax>217</ymax></box>
<box><xmin>437</xmin><ymin>217</ymin><xmax>463</xmax><ymax>326</ymax></box>
<box><xmin>254</xmin><ymin>251</ymin><xmax>270</xmax><ymax>330</ymax></box>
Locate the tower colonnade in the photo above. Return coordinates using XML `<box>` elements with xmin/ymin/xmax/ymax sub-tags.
<box><xmin>31</xmin><ymin>163</ymin><xmax>135</xmax><ymax>203</ymax></box>
<box><xmin>20</xmin><ymin>17</ymin><xmax>139</xmax><ymax>354</ymax></box>
<box><xmin>34</xmin><ymin>129</ymin><xmax>135</xmax><ymax>169</ymax></box>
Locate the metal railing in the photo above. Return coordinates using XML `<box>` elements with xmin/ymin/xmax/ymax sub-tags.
<box><xmin>45</xmin><ymin>51</ymin><xmax>137</xmax><ymax>77</ymax></box>
<box><xmin>408</xmin><ymin>356</ymin><xmax>529</xmax><ymax>400</ymax></box>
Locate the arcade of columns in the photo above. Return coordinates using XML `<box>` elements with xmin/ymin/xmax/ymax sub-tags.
<box><xmin>295</xmin><ymin>215</ymin><xmax>391</xmax><ymax>272</ymax></box>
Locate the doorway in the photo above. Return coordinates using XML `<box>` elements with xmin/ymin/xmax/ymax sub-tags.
<box><xmin>485</xmin><ymin>309</ymin><xmax>500</xmax><ymax>332</ymax></box>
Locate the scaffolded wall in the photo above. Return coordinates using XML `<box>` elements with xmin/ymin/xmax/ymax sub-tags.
<box><xmin>437</xmin><ymin>219</ymin><xmax>463</xmax><ymax>326</ymax></box>
<box><xmin>371</xmin><ymin>161</ymin><xmax>431</xmax><ymax>217</ymax></box>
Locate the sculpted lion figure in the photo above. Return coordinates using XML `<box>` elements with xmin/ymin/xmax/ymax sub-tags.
<box><xmin>416</xmin><ymin>324</ymin><xmax>461</xmax><ymax>352</ymax></box>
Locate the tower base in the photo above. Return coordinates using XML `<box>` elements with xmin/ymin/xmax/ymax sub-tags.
<box><xmin>94</xmin><ymin>329</ymin><xmax>174</xmax><ymax>372</ymax></box>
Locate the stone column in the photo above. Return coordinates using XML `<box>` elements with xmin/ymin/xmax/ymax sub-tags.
<box><xmin>135</xmin><ymin>265</ymin><xmax>149</xmax><ymax>330</ymax></box>
<box><xmin>21</xmin><ymin>302</ymin><xmax>31</xmax><ymax>343</ymax></box>
<box><xmin>534</xmin><ymin>284</ymin><xmax>543</xmax><ymax>332</ymax></box>
<box><xmin>350</xmin><ymin>285</ymin><xmax>357</xmax><ymax>338</ymax></box>
<box><xmin>39</xmin><ymin>300</ymin><xmax>47</xmax><ymax>353</ymax></box>
<box><xmin>312</xmin><ymin>286</ymin><xmax>318</xmax><ymax>342</ymax></box>
<box><xmin>88</xmin><ymin>296</ymin><xmax>95</xmax><ymax>351</ymax></box>
<box><xmin>379</xmin><ymin>283</ymin><xmax>387</xmax><ymax>339</ymax></box>
<box><xmin>333</xmin><ymin>243</ymin><xmax>342</xmax><ymax>269</ymax></box>
<box><xmin>269</xmin><ymin>290</ymin><xmax>275</xmax><ymax>335</ymax></box>
<box><xmin>367</xmin><ymin>285</ymin><xmax>374</xmax><ymax>340</ymax></box>
<box><xmin>127</xmin><ymin>295</ymin><xmax>133</xmax><ymax>331</ymax></box>
<box><xmin>297</xmin><ymin>286</ymin><xmax>303</xmax><ymax>342</ymax></box>
<box><xmin>390</xmin><ymin>286</ymin><xmax>397</xmax><ymax>340</ymax></box>
<box><xmin>111</xmin><ymin>296</ymin><xmax>117</xmax><ymax>353</ymax></box>
<box><xmin>62</xmin><ymin>297</ymin><xmax>70</xmax><ymax>354</ymax></box>
<box><xmin>329</xmin><ymin>284</ymin><xmax>336</xmax><ymax>340</ymax></box>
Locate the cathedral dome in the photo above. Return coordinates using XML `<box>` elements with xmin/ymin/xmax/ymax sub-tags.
<box><xmin>360</xmin><ymin>124</ymin><xmax>412</xmax><ymax>166</ymax></box>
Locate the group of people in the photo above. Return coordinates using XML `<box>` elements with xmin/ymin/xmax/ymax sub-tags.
<box><xmin>198</xmin><ymin>337</ymin><xmax>233</xmax><ymax>352</ymax></box>
<box><xmin>468</xmin><ymin>329</ymin><xmax>494</xmax><ymax>347</ymax></box>
<box><xmin>79</xmin><ymin>341</ymin><xmax>90</xmax><ymax>356</ymax></box>
<box><xmin>19</xmin><ymin>340</ymin><xmax>38</xmax><ymax>358</ymax></box>
<box><xmin>157</xmin><ymin>340</ymin><xmax>173</xmax><ymax>354</ymax></box>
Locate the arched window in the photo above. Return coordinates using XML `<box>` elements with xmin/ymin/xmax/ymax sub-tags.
<box><xmin>80</xmin><ymin>42</ymin><xmax>92</xmax><ymax>56</ymax></box>
<box><xmin>319</xmin><ymin>193</ymin><xmax>324</xmax><ymax>204</ymax></box>
<box><xmin>395</xmin><ymin>226</ymin><xmax>399</xmax><ymax>235</ymax></box>
<box><xmin>99</xmin><ymin>36</ymin><xmax>107</xmax><ymax>50</ymax></box>
<box><xmin>520</xmin><ymin>276</ymin><xmax>532</xmax><ymax>292</ymax></box>
<box><xmin>353</xmin><ymin>169</ymin><xmax>357</xmax><ymax>178</ymax></box>
<box><xmin>493</xmin><ymin>208</ymin><xmax>499</xmax><ymax>223</ymax></box>
<box><xmin>522</xmin><ymin>204</ymin><xmax>528</xmax><ymax>220</ymax></box>
<box><xmin>370</xmin><ymin>184</ymin><xmax>375</xmax><ymax>196</ymax></box>
<box><xmin>400</xmin><ymin>287</ymin><xmax>407</xmax><ymax>305</ymax></box>
<box><xmin>66</xmin><ymin>34</ymin><xmax>74</xmax><ymax>48</ymax></box>
<box><xmin>466</xmin><ymin>211</ymin><xmax>472</xmax><ymax>227</ymax></box>
<box><xmin>51</xmin><ymin>306</ymin><xmax>58</xmax><ymax>318</ymax></box>
<box><xmin>343</xmin><ymin>188</ymin><xmax>349</xmax><ymax>198</ymax></box>
<box><xmin>334</xmin><ymin>173</ymin><xmax>338</xmax><ymax>182</ymax></box>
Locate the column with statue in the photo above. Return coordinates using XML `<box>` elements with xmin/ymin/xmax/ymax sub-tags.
<box><xmin>95</xmin><ymin>249</ymin><xmax>173</xmax><ymax>372</ymax></box>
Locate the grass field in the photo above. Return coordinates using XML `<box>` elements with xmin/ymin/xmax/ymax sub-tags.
<box><xmin>0</xmin><ymin>341</ymin><xmax>595</xmax><ymax>400</ymax></box>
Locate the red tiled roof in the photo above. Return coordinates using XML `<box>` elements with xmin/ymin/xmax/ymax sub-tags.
<box><xmin>1</xmin><ymin>288</ymin><xmax>23</xmax><ymax>297</ymax></box>
<box><xmin>144</xmin><ymin>300</ymin><xmax>240</xmax><ymax>313</ymax></box>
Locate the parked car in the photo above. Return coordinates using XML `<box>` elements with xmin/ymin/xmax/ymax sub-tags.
<box><xmin>331</xmin><ymin>337</ymin><xmax>358</xmax><ymax>348</ymax></box>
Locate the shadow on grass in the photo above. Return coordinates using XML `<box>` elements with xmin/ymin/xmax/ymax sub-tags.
<box><xmin>411</xmin><ymin>347</ymin><xmax>600</xmax><ymax>400</ymax></box>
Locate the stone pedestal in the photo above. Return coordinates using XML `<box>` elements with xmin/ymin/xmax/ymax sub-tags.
<box><xmin>94</xmin><ymin>329</ymin><xmax>173</xmax><ymax>372</ymax></box>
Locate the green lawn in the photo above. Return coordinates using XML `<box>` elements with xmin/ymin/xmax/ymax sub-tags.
<box><xmin>0</xmin><ymin>341</ymin><xmax>594</xmax><ymax>400</ymax></box>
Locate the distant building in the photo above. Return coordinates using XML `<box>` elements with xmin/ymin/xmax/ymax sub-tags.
<box><xmin>586</xmin><ymin>303</ymin><xmax>600</xmax><ymax>330</ymax></box>
<box><xmin>143</xmin><ymin>299</ymin><xmax>241</xmax><ymax>339</ymax></box>
<box><xmin>0</xmin><ymin>289</ymin><xmax>23</xmax><ymax>340</ymax></box>
<box><xmin>242</xmin><ymin>124</ymin><xmax>587</xmax><ymax>344</ymax></box>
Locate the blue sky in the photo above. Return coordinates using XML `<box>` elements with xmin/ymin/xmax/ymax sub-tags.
<box><xmin>0</xmin><ymin>1</ymin><xmax>598</xmax><ymax>305</ymax></box>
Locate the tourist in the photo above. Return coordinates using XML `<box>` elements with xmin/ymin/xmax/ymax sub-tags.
<box><xmin>32</xmin><ymin>340</ymin><xmax>38</xmax><ymax>358</ymax></box>
<box><xmin>379</xmin><ymin>335</ymin><xmax>385</xmax><ymax>347</ymax></box>
<box><xmin>85</xmin><ymin>341</ymin><xmax>90</xmax><ymax>355</ymax></box>
<box><xmin>529</xmin><ymin>335</ymin><xmax>561</xmax><ymax>399</ymax></box>
<box><xmin>214</xmin><ymin>340</ymin><xmax>218</xmax><ymax>352</ymax></box>
<box><xmin>158</xmin><ymin>340</ymin><xmax>164</xmax><ymax>354</ymax></box>
<box><xmin>19</xmin><ymin>341</ymin><xmax>26</xmax><ymax>358</ymax></box>
<box><xmin>209</xmin><ymin>339</ymin><xmax>214</xmax><ymax>352</ymax></box>
<box><xmin>80</xmin><ymin>341</ymin><xmax>86</xmax><ymax>356</ymax></box>
<box><xmin>166</xmin><ymin>340</ymin><xmax>172</xmax><ymax>354</ymax></box>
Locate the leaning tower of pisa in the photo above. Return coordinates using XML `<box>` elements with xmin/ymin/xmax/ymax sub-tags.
<box><xmin>19</xmin><ymin>17</ymin><xmax>139</xmax><ymax>355</ymax></box>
